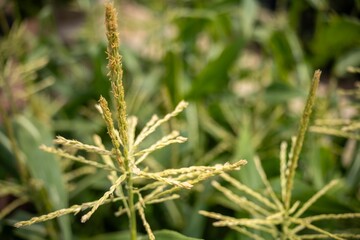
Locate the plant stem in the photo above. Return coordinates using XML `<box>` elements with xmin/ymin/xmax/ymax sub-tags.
<box><xmin>127</xmin><ymin>172</ymin><xmax>137</xmax><ymax>240</ymax></box>
<box><xmin>284</xmin><ymin>70</ymin><xmax>321</xmax><ymax>210</ymax></box>
<box><xmin>105</xmin><ymin>3</ymin><xmax>136</xmax><ymax>238</ymax></box>
<box><xmin>281</xmin><ymin>70</ymin><xmax>321</xmax><ymax>239</ymax></box>
<box><xmin>124</xmin><ymin>149</ymin><xmax>136</xmax><ymax>239</ymax></box>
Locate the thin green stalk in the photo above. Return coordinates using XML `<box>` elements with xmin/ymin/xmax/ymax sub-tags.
<box><xmin>127</xmin><ymin>171</ymin><xmax>137</xmax><ymax>240</ymax></box>
<box><xmin>105</xmin><ymin>3</ymin><xmax>136</xmax><ymax>239</ymax></box>
<box><xmin>281</xmin><ymin>70</ymin><xmax>321</xmax><ymax>238</ymax></box>
<box><xmin>124</xmin><ymin>148</ymin><xmax>136</xmax><ymax>240</ymax></box>
<box><xmin>284</xmin><ymin>70</ymin><xmax>321</xmax><ymax>210</ymax></box>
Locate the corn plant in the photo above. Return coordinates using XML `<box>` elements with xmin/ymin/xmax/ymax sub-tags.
<box><xmin>200</xmin><ymin>70</ymin><xmax>360</xmax><ymax>239</ymax></box>
<box><xmin>14</xmin><ymin>3</ymin><xmax>247</xmax><ymax>240</ymax></box>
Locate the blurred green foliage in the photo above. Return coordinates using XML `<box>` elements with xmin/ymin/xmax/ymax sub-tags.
<box><xmin>1</xmin><ymin>0</ymin><xmax>359</xmax><ymax>239</ymax></box>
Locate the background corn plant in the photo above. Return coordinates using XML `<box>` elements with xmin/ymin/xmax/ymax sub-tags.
<box><xmin>1</xmin><ymin>0</ymin><xmax>359</xmax><ymax>239</ymax></box>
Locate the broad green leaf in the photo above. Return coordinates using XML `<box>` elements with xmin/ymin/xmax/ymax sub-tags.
<box><xmin>15</xmin><ymin>115</ymin><xmax>71</xmax><ymax>239</ymax></box>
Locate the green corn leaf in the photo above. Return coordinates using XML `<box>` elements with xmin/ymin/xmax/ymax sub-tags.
<box><xmin>15</xmin><ymin>115</ymin><xmax>71</xmax><ymax>239</ymax></box>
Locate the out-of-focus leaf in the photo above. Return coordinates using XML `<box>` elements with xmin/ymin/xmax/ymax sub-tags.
<box><xmin>311</xmin><ymin>16</ymin><xmax>360</xmax><ymax>66</ymax></box>
<box><xmin>241</xmin><ymin>0</ymin><xmax>258</xmax><ymax>39</ymax></box>
<box><xmin>187</xmin><ymin>36</ymin><xmax>244</xmax><ymax>99</ymax></box>
<box><xmin>82</xmin><ymin>229</ymin><xmax>202</xmax><ymax>240</ymax></box>
<box><xmin>0</xmin><ymin>131</ymin><xmax>18</xmax><ymax>176</ymax></box>
<box><xmin>54</xmin><ymin>118</ymin><xmax>103</xmax><ymax>135</ymax></box>
<box><xmin>173</xmin><ymin>10</ymin><xmax>212</xmax><ymax>44</ymax></box>
<box><xmin>271</xmin><ymin>177</ymin><xmax>357</xmax><ymax>212</ymax></box>
<box><xmin>285</xmin><ymin>30</ymin><xmax>311</xmax><ymax>86</ymax></box>
<box><xmin>6</xmin><ymin>211</ymin><xmax>47</xmax><ymax>240</ymax></box>
<box><xmin>347</xmin><ymin>146</ymin><xmax>360</xmax><ymax>192</ymax></box>
<box><xmin>306</xmin><ymin>0</ymin><xmax>328</xmax><ymax>10</ymax></box>
<box><xmin>151</xmin><ymin>230</ymin><xmax>203</xmax><ymax>240</ymax></box>
<box><xmin>264</xmin><ymin>82</ymin><xmax>305</xmax><ymax>104</ymax></box>
<box><xmin>267</xmin><ymin>30</ymin><xmax>295</xmax><ymax>82</ymax></box>
<box><xmin>69</xmin><ymin>170</ymin><xmax>107</xmax><ymax>198</ymax></box>
<box><xmin>232</xmin><ymin>115</ymin><xmax>261</xmax><ymax>189</ymax></box>
<box><xmin>163</xmin><ymin>50</ymin><xmax>184</xmax><ymax>103</ymax></box>
<box><xmin>334</xmin><ymin>49</ymin><xmax>360</xmax><ymax>76</ymax></box>
<box><xmin>162</xmin><ymin>200</ymin><xmax>183</xmax><ymax>228</ymax></box>
<box><xmin>79</xmin><ymin>231</ymin><xmax>144</xmax><ymax>240</ymax></box>
<box><xmin>185</xmin><ymin>103</ymin><xmax>202</xmax><ymax>160</ymax></box>
<box><xmin>305</xmin><ymin>134</ymin><xmax>337</xmax><ymax>189</ymax></box>
<box><xmin>183</xmin><ymin>182</ymin><xmax>214</xmax><ymax>238</ymax></box>
<box><xmin>14</xmin><ymin>115</ymin><xmax>71</xmax><ymax>239</ymax></box>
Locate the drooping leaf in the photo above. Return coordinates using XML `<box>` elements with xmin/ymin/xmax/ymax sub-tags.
<box><xmin>15</xmin><ymin>115</ymin><xmax>71</xmax><ymax>239</ymax></box>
